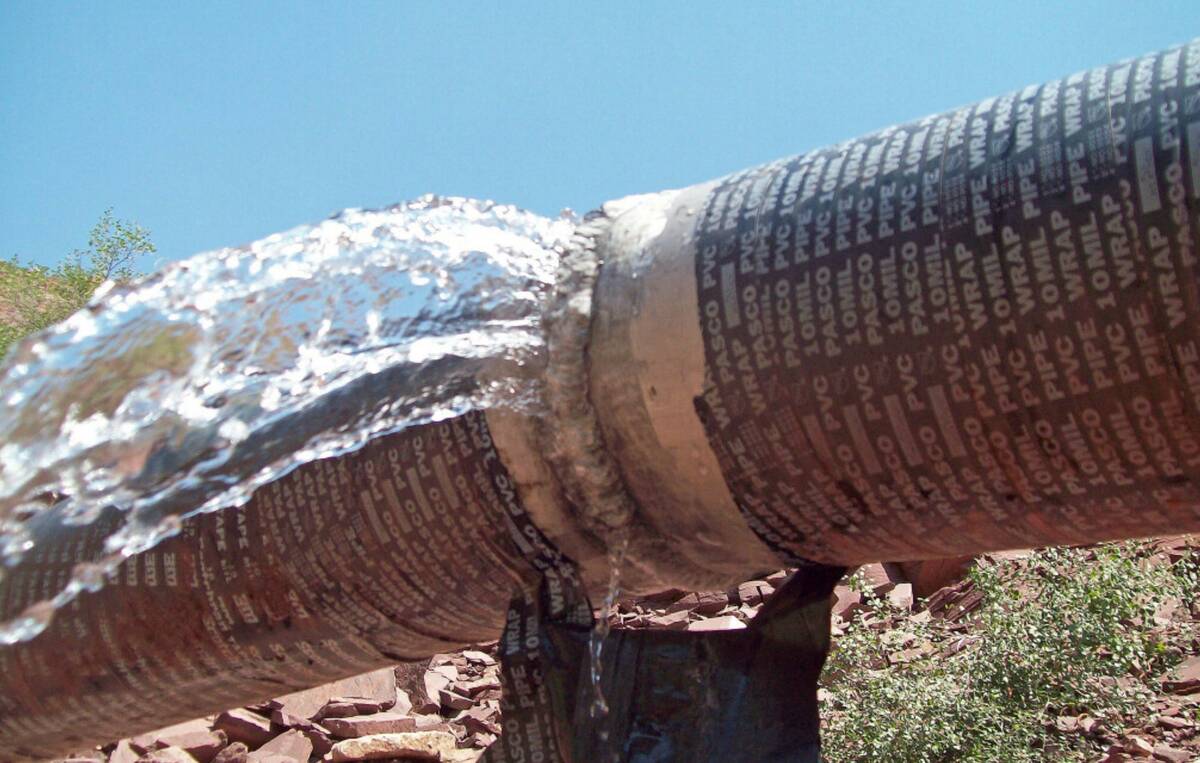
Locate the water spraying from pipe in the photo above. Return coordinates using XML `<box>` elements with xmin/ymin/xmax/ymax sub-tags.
<box><xmin>2</xmin><ymin>37</ymin><xmax>1199</xmax><ymax>762</ymax></box>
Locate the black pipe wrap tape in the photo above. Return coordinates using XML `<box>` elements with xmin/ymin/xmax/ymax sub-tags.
<box><xmin>692</xmin><ymin>42</ymin><xmax>1200</xmax><ymax>563</ymax></box>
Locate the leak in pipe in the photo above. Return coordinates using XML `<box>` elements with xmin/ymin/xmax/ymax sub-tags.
<box><xmin>1</xmin><ymin>38</ymin><xmax>1199</xmax><ymax>761</ymax></box>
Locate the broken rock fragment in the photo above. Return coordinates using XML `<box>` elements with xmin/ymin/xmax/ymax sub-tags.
<box><xmin>439</xmin><ymin>688</ymin><xmax>474</xmax><ymax>711</ymax></box>
<box><xmin>1162</xmin><ymin>656</ymin><xmax>1200</xmax><ymax>694</ymax></box>
<box><xmin>1153</xmin><ymin>745</ymin><xmax>1193</xmax><ymax>763</ymax></box>
<box><xmin>460</xmin><ymin>711</ymin><xmax>501</xmax><ymax>738</ymax></box>
<box><xmin>1121</xmin><ymin>735</ymin><xmax>1155</xmax><ymax>757</ymax></box>
<box><xmin>270</xmin><ymin>669</ymin><xmax>397</xmax><ymax>720</ymax></box>
<box><xmin>313</xmin><ymin>701</ymin><xmax>366</xmax><ymax>722</ymax></box>
<box><xmin>686</xmin><ymin>615</ymin><xmax>746</xmax><ymax>632</ymax></box>
<box><xmin>646</xmin><ymin>610</ymin><xmax>690</xmax><ymax>630</ymax></box>
<box><xmin>328</xmin><ymin>696</ymin><xmax>394</xmax><ymax>716</ymax></box>
<box><xmin>411</xmin><ymin>714</ymin><xmax>453</xmax><ymax>733</ymax></box>
<box><xmin>110</xmin><ymin>740</ymin><xmax>142</xmax><ymax>763</ymax></box>
<box><xmin>162</xmin><ymin>732</ymin><xmax>227</xmax><ymax>763</ymax></box>
<box><xmin>1156</xmin><ymin>715</ymin><xmax>1193</xmax><ymax>730</ymax></box>
<box><xmin>213</xmin><ymin>710</ymin><xmax>275</xmax><ymax>749</ymax></box>
<box><xmin>736</xmin><ymin>580</ymin><xmax>773</xmax><ymax>607</ymax></box>
<box><xmin>461</xmin><ymin>650</ymin><xmax>495</xmax><ymax>666</ymax></box>
<box><xmin>247</xmin><ymin>730</ymin><xmax>311</xmax><ymax>763</ymax></box>
<box><xmin>453</xmin><ymin>677</ymin><xmax>502</xmax><ymax>698</ymax></box>
<box><xmin>210</xmin><ymin>744</ymin><xmax>249</xmax><ymax>763</ymax></box>
<box><xmin>136</xmin><ymin>746</ymin><xmax>199</xmax><ymax>763</ymax></box>
<box><xmin>327</xmin><ymin>731</ymin><xmax>457</xmax><ymax>762</ymax></box>
<box><xmin>886</xmin><ymin>583</ymin><xmax>915</xmax><ymax>611</ymax></box>
<box><xmin>131</xmin><ymin>720</ymin><xmax>214</xmax><ymax>755</ymax></box>
<box><xmin>394</xmin><ymin>662</ymin><xmax>448</xmax><ymax>716</ymax></box>
<box><xmin>665</xmin><ymin>591</ymin><xmax>728</xmax><ymax>616</ymax></box>
<box><xmin>413</xmin><ymin>665</ymin><xmax>459</xmax><ymax>713</ymax></box>
<box><xmin>765</xmin><ymin>570</ymin><xmax>792</xmax><ymax>585</ymax></box>
<box><xmin>859</xmin><ymin>563</ymin><xmax>902</xmax><ymax>596</ymax></box>
<box><xmin>469</xmin><ymin>732</ymin><xmax>497</xmax><ymax>750</ymax></box>
<box><xmin>322</xmin><ymin>712</ymin><xmax>418</xmax><ymax>738</ymax></box>
<box><xmin>831</xmin><ymin>586</ymin><xmax>863</xmax><ymax>621</ymax></box>
<box><xmin>894</xmin><ymin>557</ymin><xmax>976</xmax><ymax>598</ymax></box>
<box><xmin>269</xmin><ymin>708</ymin><xmax>331</xmax><ymax>746</ymax></box>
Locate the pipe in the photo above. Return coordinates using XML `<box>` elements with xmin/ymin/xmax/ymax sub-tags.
<box><xmin>3</xmin><ymin>38</ymin><xmax>1200</xmax><ymax>760</ymax></box>
<box><xmin>588</xmin><ymin>40</ymin><xmax>1200</xmax><ymax>567</ymax></box>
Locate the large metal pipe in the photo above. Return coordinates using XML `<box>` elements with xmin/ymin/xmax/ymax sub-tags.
<box><xmin>589</xmin><ymin>39</ymin><xmax>1200</xmax><ymax>568</ymax></box>
<box><xmin>2</xmin><ymin>38</ymin><xmax>1199</xmax><ymax>759</ymax></box>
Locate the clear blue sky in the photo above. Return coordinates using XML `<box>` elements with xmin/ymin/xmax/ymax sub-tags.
<box><xmin>2</xmin><ymin>2</ymin><xmax>1196</xmax><ymax>270</ymax></box>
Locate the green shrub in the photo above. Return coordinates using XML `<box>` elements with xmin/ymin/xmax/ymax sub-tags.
<box><xmin>821</xmin><ymin>543</ymin><xmax>1197</xmax><ymax>762</ymax></box>
<box><xmin>0</xmin><ymin>209</ymin><xmax>152</xmax><ymax>361</ymax></box>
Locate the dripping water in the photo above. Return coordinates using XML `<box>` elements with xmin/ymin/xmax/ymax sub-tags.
<box><xmin>587</xmin><ymin>529</ymin><xmax>629</xmax><ymax>744</ymax></box>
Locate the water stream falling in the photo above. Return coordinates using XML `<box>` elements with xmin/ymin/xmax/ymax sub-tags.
<box><xmin>587</xmin><ymin>529</ymin><xmax>629</xmax><ymax>743</ymax></box>
<box><xmin>0</xmin><ymin>196</ymin><xmax>574</xmax><ymax>643</ymax></box>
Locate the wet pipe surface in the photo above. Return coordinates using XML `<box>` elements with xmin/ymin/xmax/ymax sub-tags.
<box><xmin>0</xmin><ymin>408</ymin><xmax>843</xmax><ymax>763</ymax></box>
<box><xmin>0</xmin><ymin>414</ymin><xmax>548</xmax><ymax>757</ymax></box>
<box><xmin>4</xmin><ymin>39</ymin><xmax>1200</xmax><ymax>762</ymax></box>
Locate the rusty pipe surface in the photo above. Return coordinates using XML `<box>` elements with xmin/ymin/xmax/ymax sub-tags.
<box><xmin>3</xmin><ymin>39</ymin><xmax>1200</xmax><ymax>759</ymax></box>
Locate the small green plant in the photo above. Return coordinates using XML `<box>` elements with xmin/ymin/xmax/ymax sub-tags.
<box><xmin>0</xmin><ymin>209</ymin><xmax>153</xmax><ymax>360</ymax></box>
<box><xmin>821</xmin><ymin>543</ymin><xmax>1195</xmax><ymax>762</ymax></box>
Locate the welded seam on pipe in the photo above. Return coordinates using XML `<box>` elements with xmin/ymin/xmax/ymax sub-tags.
<box><xmin>539</xmin><ymin>210</ymin><xmax>638</xmax><ymax>539</ymax></box>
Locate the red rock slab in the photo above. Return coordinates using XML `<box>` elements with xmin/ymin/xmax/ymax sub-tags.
<box><xmin>461</xmin><ymin>650</ymin><xmax>495</xmax><ymax>666</ymax></box>
<box><xmin>269</xmin><ymin>707</ymin><xmax>329</xmax><ymax>735</ymax></box>
<box><xmin>110</xmin><ymin>740</ymin><xmax>142</xmax><ymax>763</ymax></box>
<box><xmin>322</xmin><ymin>712</ymin><xmax>419</xmax><ymax>738</ymax></box>
<box><xmin>1153</xmin><ymin>745</ymin><xmax>1193</xmax><ymax>763</ymax></box>
<box><xmin>665</xmin><ymin>591</ymin><xmax>728</xmax><ymax>616</ymax></box>
<box><xmin>765</xmin><ymin>570</ymin><xmax>792</xmax><ymax>585</ymax></box>
<box><xmin>1163</xmin><ymin>656</ymin><xmax>1200</xmax><ymax>694</ymax></box>
<box><xmin>269</xmin><ymin>668</ymin><xmax>397</xmax><ymax>720</ymax></box>
<box><xmin>686</xmin><ymin>615</ymin><xmax>746</xmax><ymax>632</ymax></box>
<box><xmin>859</xmin><ymin>563</ymin><xmax>903</xmax><ymax>596</ymax></box>
<box><xmin>831</xmin><ymin>586</ymin><xmax>863</xmax><ymax>621</ymax></box>
<box><xmin>891</xmin><ymin>556</ymin><xmax>976</xmax><ymax>599</ymax></box>
<box><xmin>394</xmin><ymin>662</ymin><xmax>440</xmax><ymax>714</ymax></box>
<box><xmin>155</xmin><ymin>731</ymin><xmax>227</xmax><ymax>763</ymax></box>
<box><xmin>460</xmin><ymin>711</ymin><xmax>501</xmax><ymax>738</ymax></box>
<box><xmin>247</xmin><ymin>730</ymin><xmax>311</xmax><ymax>763</ymax></box>
<box><xmin>311</xmin><ymin>701</ymin><xmax>362</xmax><ymax>721</ymax></box>
<box><xmin>210</xmin><ymin>743</ymin><xmax>249</xmax><ymax>763</ymax></box>
<box><xmin>131</xmin><ymin>720</ymin><xmax>215</xmax><ymax>753</ymax></box>
<box><xmin>735</xmin><ymin>580</ymin><xmax>773</xmax><ymax>607</ymax></box>
<box><xmin>328</xmin><ymin>731</ymin><xmax>456</xmax><ymax>762</ymax></box>
<box><xmin>646</xmin><ymin>610</ymin><xmax>690</xmax><ymax>630</ymax></box>
<box><xmin>411</xmin><ymin>715</ymin><xmax>453</xmax><ymax>733</ymax></box>
<box><xmin>886</xmin><ymin>583</ymin><xmax>915</xmax><ymax>611</ymax></box>
<box><xmin>136</xmin><ymin>746</ymin><xmax>199</xmax><ymax>763</ymax></box>
<box><xmin>453</xmin><ymin>678</ymin><xmax>501</xmax><ymax>698</ymax></box>
<box><xmin>438</xmin><ymin>688</ymin><xmax>474</xmax><ymax>711</ymax></box>
<box><xmin>213</xmin><ymin>710</ymin><xmax>275</xmax><ymax>749</ymax></box>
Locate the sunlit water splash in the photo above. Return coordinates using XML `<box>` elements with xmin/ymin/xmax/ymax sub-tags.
<box><xmin>0</xmin><ymin>196</ymin><xmax>574</xmax><ymax>643</ymax></box>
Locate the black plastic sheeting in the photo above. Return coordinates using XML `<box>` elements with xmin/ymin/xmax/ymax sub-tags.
<box><xmin>484</xmin><ymin>564</ymin><xmax>843</xmax><ymax>763</ymax></box>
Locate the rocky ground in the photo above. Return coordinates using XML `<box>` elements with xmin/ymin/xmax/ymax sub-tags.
<box><xmin>52</xmin><ymin>539</ymin><xmax>1200</xmax><ymax>763</ymax></box>
<box><xmin>822</xmin><ymin>540</ymin><xmax>1200</xmax><ymax>763</ymax></box>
